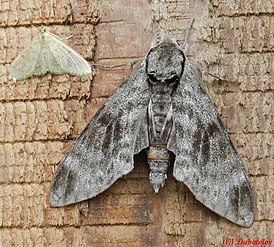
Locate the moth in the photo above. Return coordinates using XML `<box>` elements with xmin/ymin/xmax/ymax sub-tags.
<box><xmin>49</xmin><ymin>36</ymin><xmax>254</xmax><ymax>227</ymax></box>
<box><xmin>9</xmin><ymin>27</ymin><xmax>91</xmax><ymax>80</ymax></box>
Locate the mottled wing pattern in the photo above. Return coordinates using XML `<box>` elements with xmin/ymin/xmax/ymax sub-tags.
<box><xmin>9</xmin><ymin>31</ymin><xmax>91</xmax><ymax>80</ymax></box>
<box><xmin>49</xmin><ymin>61</ymin><xmax>150</xmax><ymax>206</ymax></box>
<box><xmin>168</xmin><ymin>62</ymin><xmax>254</xmax><ymax>227</ymax></box>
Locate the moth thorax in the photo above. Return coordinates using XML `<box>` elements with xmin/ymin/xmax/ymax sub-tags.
<box><xmin>150</xmin><ymin>83</ymin><xmax>173</xmax><ymax>138</ymax></box>
<box><xmin>147</xmin><ymin>146</ymin><xmax>170</xmax><ymax>193</ymax></box>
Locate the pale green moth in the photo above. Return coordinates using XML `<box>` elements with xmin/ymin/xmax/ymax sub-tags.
<box><xmin>9</xmin><ymin>28</ymin><xmax>91</xmax><ymax>80</ymax></box>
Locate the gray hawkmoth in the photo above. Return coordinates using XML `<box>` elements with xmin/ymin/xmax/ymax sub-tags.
<box><xmin>9</xmin><ymin>28</ymin><xmax>91</xmax><ymax>81</ymax></box>
<box><xmin>49</xmin><ymin>36</ymin><xmax>254</xmax><ymax>227</ymax></box>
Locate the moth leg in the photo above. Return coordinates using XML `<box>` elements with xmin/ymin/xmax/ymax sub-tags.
<box><xmin>160</xmin><ymin>105</ymin><xmax>173</xmax><ymax>143</ymax></box>
<box><xmin>148</xmin><ymin>98</ymin><xmax>157</xmax><ymax>143</ymax></box>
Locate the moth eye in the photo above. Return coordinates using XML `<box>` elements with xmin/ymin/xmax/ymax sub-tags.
<box><xmin>165</xmin><ymin>74</ymin><xmax>179</xmax><ymax>84</ymax></box>
<box><xmin>148</xmin><ymin>71</ymin><xmax>158</xmax><ymax>83</ymax></box>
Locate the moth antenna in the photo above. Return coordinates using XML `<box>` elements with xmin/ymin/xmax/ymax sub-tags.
<box><xmin>60</xmin><ymin>34</ymin><xmax>73</xmax><ymax>41</ymax></box>
<box><xmin>150</xmin><ymin>15</ymin><xmax>158</xmax><ymax>48</ymax></box>
<box><xmin>148</xmin><ymin>99</ymin><xmax>157</xmax><ymax>141</ymax></box>
<box><xmin>183</xmin><ymin>18</ymin><xmax>195</xmax><ymax>53</ymax></box>
<box><xmin>189</xmin><ymin>60</ymin><xmax>240</xmax><ymax>84</ymax></box>
<box><xmin>48</xmin><ymin>26</ymin><xmax>72</xmax><ymax>40</ymax></box>
<box><xmin>92</xmin><ymin>58</ymin><xmax>142</xmax><ymax>70</ymax></box>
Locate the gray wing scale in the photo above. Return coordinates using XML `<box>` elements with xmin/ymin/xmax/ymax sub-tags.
<box><xmin>49</xmin><ymin>61</ymin><xmax>149</xmax><ymax>206</ymax></box>
<box><xmin>168</xmin><ymin>62</ymin><xmax>254</xmax><ymax>227</ymax></box>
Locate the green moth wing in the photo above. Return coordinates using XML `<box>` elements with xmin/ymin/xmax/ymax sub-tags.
<box><xmin>9</xmin><ymin>29</ymin><xmax>91</xmax><ymax>80</ymax></box>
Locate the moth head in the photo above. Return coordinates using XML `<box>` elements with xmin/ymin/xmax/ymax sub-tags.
<box><xmin>39</xmin><ymin>26</ymin><xmax>48</xmax><ymax>39</ymax></box>
<box><xmin>146</xmin><ymin>37</ymin><xmax>185</xmax><ymax>86</ymax></box>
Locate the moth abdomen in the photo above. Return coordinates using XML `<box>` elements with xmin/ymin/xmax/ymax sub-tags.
<box><xmin>147</xmin><ymin>145</ymin><xmax>171</xmax><ymax>193</ymax></box>
<box><xmin>147</xmin><ymin>82</ymin><xmax>174</xmax><ymax>193</ymax></box>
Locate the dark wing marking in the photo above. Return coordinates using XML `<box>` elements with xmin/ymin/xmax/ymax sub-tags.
<box><xmin>168</xmin><ymin>61</ymin><xmax>254</xmax><ymax>227</ymax></box>
<box><xmin>49</xmin><ymin>61</ymin><xmax>149</xmax><ymax>206</ymax></box>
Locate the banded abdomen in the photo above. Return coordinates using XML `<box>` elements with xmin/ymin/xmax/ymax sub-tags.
<box><xmin>147</xmin><ymin>83</ymin><xmax>174</xmax><ymax>192</ymax></box>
